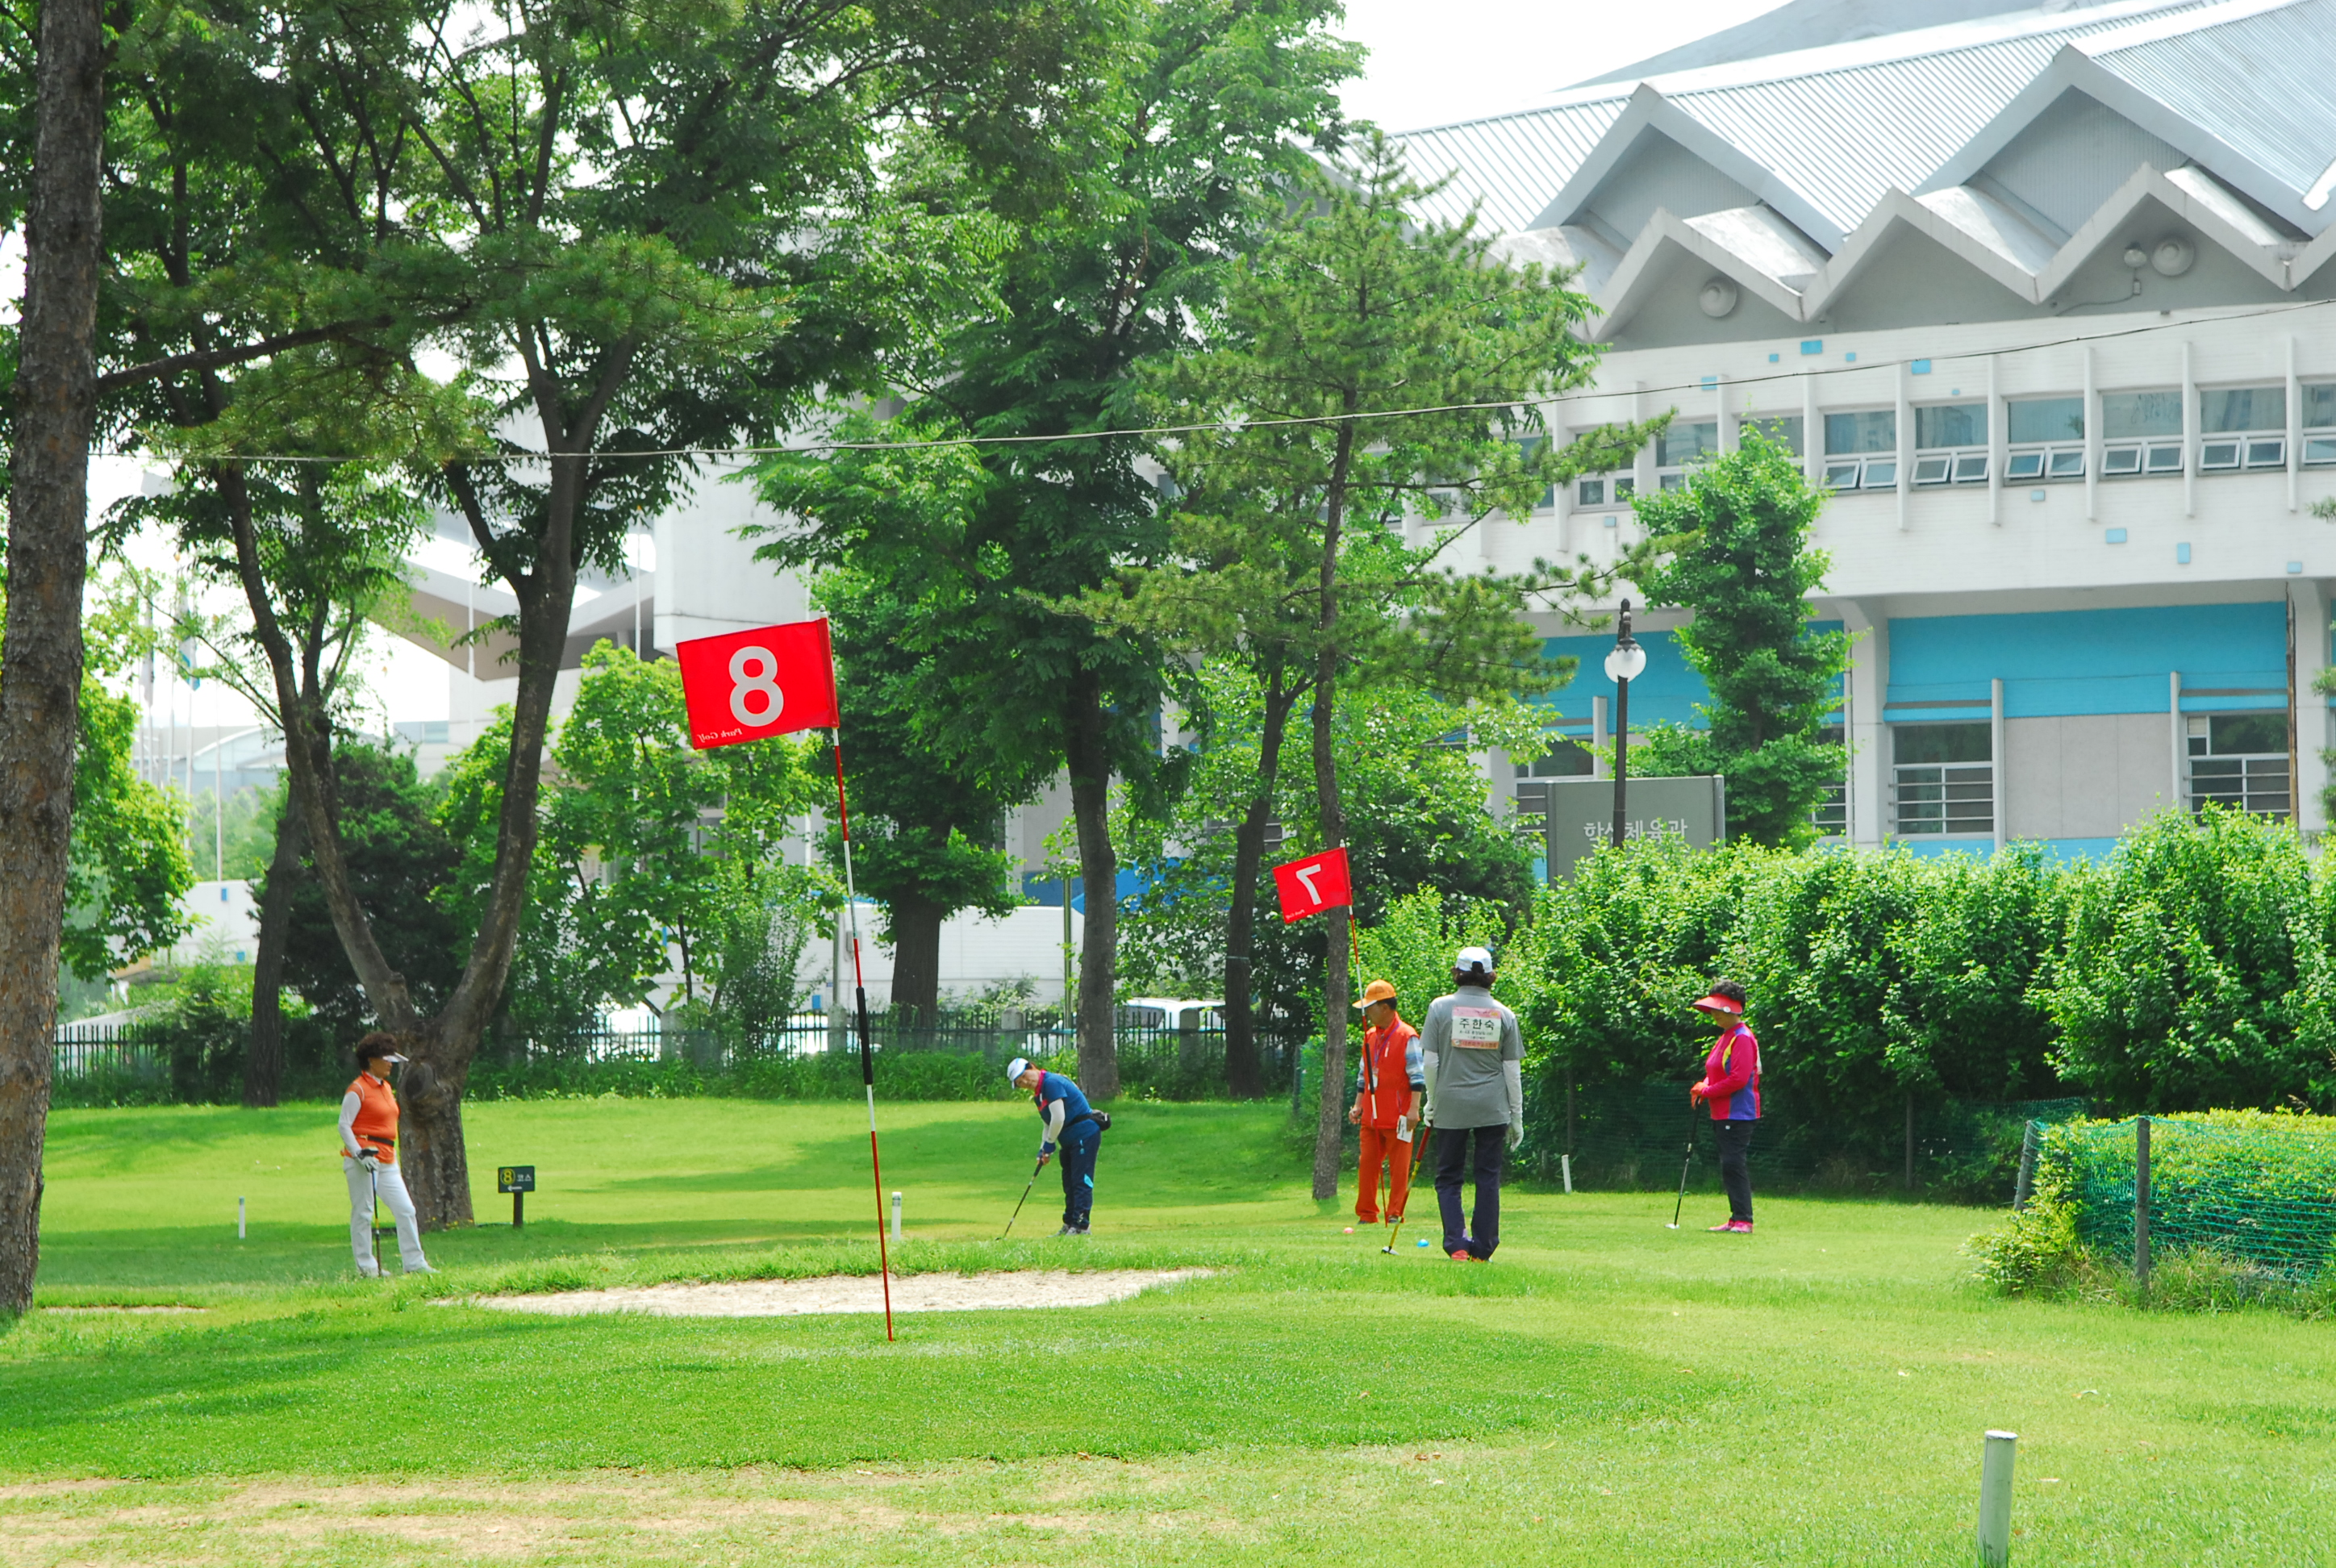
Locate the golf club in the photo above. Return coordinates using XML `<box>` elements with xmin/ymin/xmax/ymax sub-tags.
<box><xmin>999</xmin><ymin>1153</ymin><xmax>1047</xmax><ymax>1240</ymax></box>
<box><xmin>366</xmin><ymin>1161</ymin><xmax>384</xmax><ymax>1274</ymax></box>
<box><xmin>1668</xmin><ymin>1099</ymin><xmax>1700</xmax><ymax>1229</ymax></box>
<box><xmin>1381</xmin><ymin>1120</ymin><xmax>1433</xmax><ymax>1254</ymax></box>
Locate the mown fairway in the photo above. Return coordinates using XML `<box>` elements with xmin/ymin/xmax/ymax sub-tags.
<box><xmin>3</xmin><ymin>1099</ymin><xmax>2330</xmax><ymax>1566</ymax></box>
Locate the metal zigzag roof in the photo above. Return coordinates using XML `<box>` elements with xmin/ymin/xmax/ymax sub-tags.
<box><xmin>1398</xmin><ymin>0</ymin><xmax>2214</xmax><ymax>237</ymax></box>
<box><xmin>2085</xmin><ymin>0</ymin><xmax>2336</xmax><ymax>201</ymax></box>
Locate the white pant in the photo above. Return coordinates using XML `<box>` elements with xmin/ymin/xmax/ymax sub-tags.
<box><xmin>344</xmin><ymin>1157</ymin><xmax>431</xmax><ymax>1274</ymax></box>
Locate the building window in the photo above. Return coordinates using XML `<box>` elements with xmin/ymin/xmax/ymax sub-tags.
<box><xmin>2100</xmin><ymin>390</ymin><xmax>2184</xmax><ymax>477</ymax></box>
<box><xmin>1741</xmin><ymin>415</ymin><xmax>1804</xmax><ymax>455</ymax></box>
<box><xmin>2006</xmin><ymin>396</ymin><xmax>2084</xmax><ymax>482</ymax></box>
<box><xmin>1913</xmin><ymin>402</ymin><xmax>1988</xmax><ymax>486</ymax></box>
<box><xmin>1809</xmin><ymin>723</ymin><xmax>1847</xmax><ymax>836</ymax></box>
<box><xmin>1823</xmin><ymin>409</ymin><xmax>1897</xmax><ymax>490</ymax></box>
<box><xmin>2303</xmin><ymin>382</ymin><xmax>2336</xmax><ymax>466</ymax></box>
<box><xmin>2187</xmin><ymin>713</ymin><xmax>2290</xmax><ymax>819</ymax></box>
<box><xmin>1654</xmin><ymin>421</ymin><xmax>1719</xmax><ymax>490</ymax></box>
<box><xmin>1513</xmin><ymin>736</ymin><xmax>1593</xmax><ymax>836</ymax></box>
<box><xmin>2198</xmin><ymin>386</ymin><xmax>2286</xmax><ymax>472</ymax></box>
<box><xmin>1513</xmin><ymin>436</ymin><xmax>1556</xmax><ymax>511</ymax></box>
<box><xmin>1576</xmin><ymin>473</ymin><xmax>1636</xmax><ymax>507</ymax></box>
<box><xmin>1892</xmin><ymin>722</ymin><xmax>1992</xmax><ymax>836</ymax></box>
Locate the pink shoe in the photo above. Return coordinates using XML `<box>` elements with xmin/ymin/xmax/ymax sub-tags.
<box><xmin>1705</xmin><ymin>1221</ymin><xmax>1734</xmax><ymax>1232</ymax></box>
<box><xmin>1725</xmin><ymin>1219</ymin><xmax>1754</xmax><ymax>1233</ymax></box>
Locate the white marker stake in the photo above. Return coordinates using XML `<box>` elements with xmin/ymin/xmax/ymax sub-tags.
<box><xmin>238</xmin><ymin>1196</ymin><xmax>246</xmax><ymax>1240</ymax></box>
<box><xmin>1562</xmin><ymin>1155</ymin><xmax>1573</xmax><ymax>1195</ymax></box>
<box><xmin>1978</xmin><ymin>1430</ymin><xmax>2017</xmax><ymax>1566</ymax></box>
<box><xmin>891</xmin><ymin>1190</ymin><xmax>903</xmax><ymax>1241</ymax></box>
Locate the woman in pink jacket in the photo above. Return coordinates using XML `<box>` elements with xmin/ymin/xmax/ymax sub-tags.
<box><xmin>1689</xmin><ymin>979</ymin><xmax>1760</xmax><ymax>1233</ymax></box>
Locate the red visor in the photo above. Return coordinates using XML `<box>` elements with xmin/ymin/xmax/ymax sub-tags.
<box><xmin>1690</xmin><ymin>992</ymin><xmax>1744</xmax><ymax>1015</ymax></box>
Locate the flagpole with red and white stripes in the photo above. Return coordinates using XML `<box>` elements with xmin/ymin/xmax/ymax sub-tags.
<box><xmin>828</xmin><ymin>715</ymin><xmax>895</xmax><ymax>1342</ymax></box>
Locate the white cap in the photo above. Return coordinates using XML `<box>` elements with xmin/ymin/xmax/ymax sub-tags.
<box><xmin>1454</xmin><ymin>946</ymin><xmax>1495</xmax><ymax>979</ymax></box>
<box><xmin>1007</xmin><ymin>1057</ymin><xmax>1033</xmax><ymax>1083</ymax></box>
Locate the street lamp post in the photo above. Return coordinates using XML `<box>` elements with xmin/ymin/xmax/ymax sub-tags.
<box><xmin>1605</xmin><ymin>599</ymin><xmax>1647</xmax><ymax>849</ymax></box>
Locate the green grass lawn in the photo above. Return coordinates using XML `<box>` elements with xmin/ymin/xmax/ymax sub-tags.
<box><xmin>3</xmin><ymin>1099</ymin><xmax>2331</xmax><ymax>1566</ymax></box>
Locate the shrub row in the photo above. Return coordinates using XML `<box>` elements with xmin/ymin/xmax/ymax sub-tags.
<box><xmin>1358</xmin><ymin>807</ymin><xmax>2336</xmax><ymax>1180</ymax></box>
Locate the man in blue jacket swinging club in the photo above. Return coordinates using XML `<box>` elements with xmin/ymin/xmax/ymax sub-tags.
<box><xmin>1010</xmin><ymin>1058</ymin><xmax>1109</xmax><ymax>1236</ymax></box>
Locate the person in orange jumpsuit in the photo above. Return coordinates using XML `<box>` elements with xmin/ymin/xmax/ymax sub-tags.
<box><xmin>1346</xmin><ymin>978</ymin><xmax>1424</xmax><ymax>1225</ymax></box>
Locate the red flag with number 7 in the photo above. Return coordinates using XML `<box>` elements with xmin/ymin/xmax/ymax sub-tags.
<box><xmin>1273</xmin><ymin>847</ymin><xmax>1353</xmax><ymax>923</ymax></box>
<box><xmin>675</xmin><ymin>619</ymin><xmax>841</xmax><ymax>749</ymax></box>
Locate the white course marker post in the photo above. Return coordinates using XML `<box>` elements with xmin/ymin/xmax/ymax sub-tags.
<box><xmin>1561</xmin><ymin>1154</ymin><xmax>1573</xmax><ymax>1195</ymax></box>
<box><xmin>891</xmin><ymin>1190</ymin><xmax>903</xmax><ymax>1241</ymax></box>
<box><xmin>238</xmin><ymin>1195</ymin><xmax>246</xmax><ymax>1240</ymax></box>
<box><xmin>1977</xmin><ymin>1429</ymin><xmax>2017</xmax><ymax>1566</ymax></box>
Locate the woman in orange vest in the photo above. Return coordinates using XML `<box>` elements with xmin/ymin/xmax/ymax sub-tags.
<box><xmin>340</xmin><ymin>1032</ymin><xmax>434</xmax><ymax>1277</ymax></box>
<box><xmin>1346</xmin><ymin>978</ymin><xmax>1423</xmax><ymax>1226</ymax></box>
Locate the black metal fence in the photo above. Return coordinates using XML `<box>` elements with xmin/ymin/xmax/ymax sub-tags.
<box><xmin>54</xmin><ymin>1007</ymin><xmax>1300</xmax><ymax>1104</ymax></box>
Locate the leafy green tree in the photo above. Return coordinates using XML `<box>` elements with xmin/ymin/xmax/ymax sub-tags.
<box><xmin>84</xmin><ymin>0</ymin><xmax>1103</xmax><ymax>1222</ymax></box>
<box><xmin>63</xmin><ymin>685</ymin><xmax>196</xmax><ymax>986</ymax></box>
<box><xmin>449</xmin><ymin>648</ymin><xmax>828</xmax><ymax>1049</ymax></box>
<box><xmin>273</xmin><ymin>740</ymin><xmax>464</xmax><ymax>1048</ymax></box>
<box><xmin>1120</xmin><ymin>664</ymin><xmax>1542</xmax><ymax>1052</ymax></box>
<box><xmin>1629</xmin><ymin>432</ymin><xmax>1850</xmax><ymax>849</ymax></box>
<box><xmin>751</xmin><ymin>0</ymin><xmax>1358</xmax><ymax>1096</ymax></box>
<box><xmin>820</xmin><ymin>569</ymin><xmax>1024</xmax><ymax>1024</ymax></box>
<box><xmin>1130</xmin><ymin>131</ymin><xmax>1654</xmax><ymax>1194</ymax></box>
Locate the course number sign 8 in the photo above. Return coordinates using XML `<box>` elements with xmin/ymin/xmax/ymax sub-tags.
<box><xmin>674</xmin><ymin>619</ymin><xmax>839</xmax><ymax>749</ymax></box>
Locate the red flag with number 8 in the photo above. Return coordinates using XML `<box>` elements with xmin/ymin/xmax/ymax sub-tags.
<box><xmin>675</xmin><ymin>619</ymin><xmax>840</xmax><ymax>749</ymax></box>
<box><xmin>1272</xmin><ymin>847</ymin><xmax>1352</xmax><ymax>923</ymax></box>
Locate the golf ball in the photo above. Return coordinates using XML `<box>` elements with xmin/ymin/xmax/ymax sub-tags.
<box><xmin>1416</xmin><ymin>1238</ymin><xmax>1430</xmax><ymax>1247</ymax></box>
<box><xmin>1342</xmin><ymin>1226</ymin><xmax>1354</xmax><ymax>1232</ymax></box>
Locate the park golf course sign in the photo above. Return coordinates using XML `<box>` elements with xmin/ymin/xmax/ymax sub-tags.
<box><xmin>498</xmin><ymin>1165</ymin><xmax>536</xmax><ymax>1228</ymax></box>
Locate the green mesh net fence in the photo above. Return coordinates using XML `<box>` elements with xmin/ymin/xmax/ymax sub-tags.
<box><xmin>2051</xmin><ymin>1113</ymin><xmax>2336</xmax><ymax>1281</ymax></box>
<box><xmin>1519</xmin><ymin>1080</ymin><xmax>2088</xmax><ymax>1201</ymax></box>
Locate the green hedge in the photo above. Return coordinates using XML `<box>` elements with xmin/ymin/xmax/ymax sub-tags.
<box><xmin>1353</xmin><ymin>808</ymin><xmax>2335</xmax><ymax>1190</ymax></box>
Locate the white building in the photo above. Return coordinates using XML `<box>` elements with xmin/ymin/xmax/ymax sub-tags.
<box><xmin>1397</xmin><ymin>0</ymin><xmax>2333</xmax><ymax>855</ymax></box>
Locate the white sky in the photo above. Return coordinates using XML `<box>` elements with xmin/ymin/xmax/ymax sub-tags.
<box><xmin>1337</xmin><ymin>0</ymin><xmax>1782</xmax><ymax>129</ymax></box>
<box><xmin>86</xmin><ymin>0</ymin><xmax>1783</xmax><ymax>735</ymax></box>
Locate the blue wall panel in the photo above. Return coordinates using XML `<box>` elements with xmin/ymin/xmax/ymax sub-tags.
<box><xmin>1533</xmin><ymin>622</ymin><xmax>1843</xmax><ymax>732</ymax></box>
<box><xmin>1885</xmin><ymin>602</ymin><xmax>2286</xmax><ymax>719</ymax></box>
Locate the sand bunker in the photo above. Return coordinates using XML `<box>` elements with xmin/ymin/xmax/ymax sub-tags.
<box><xmin>453</xmin><ymin>1268</ymin><xmax>1213</xmax><ymax>1319</ymax></box>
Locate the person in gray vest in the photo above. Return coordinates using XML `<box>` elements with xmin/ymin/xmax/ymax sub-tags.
<box><xmin>1419</xmin><ymin>945</ymin><xmax>1525</xmax><ymax>1261</ymax></box>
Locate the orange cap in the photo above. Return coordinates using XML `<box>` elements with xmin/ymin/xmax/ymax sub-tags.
<box><xmin>1690</xmin><ymin>991</ymin><xmax>1744</xmax><ymax>1016</ymax></box>
<box><xmin>1354</xmin><ymin>978</ymin><xmax>1398</xmax><ymax>1007</ymax></box>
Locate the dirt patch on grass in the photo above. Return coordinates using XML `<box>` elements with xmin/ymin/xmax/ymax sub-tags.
<box><xmin>446</xmin><ymin>1267</ymin><xmax>1213</xmax><ymax>1318</ymax></box>
<box><xmin>0</xmin><ymin>1467</ymin><xmax>1250</xmax><ymax>1565</ymax></box>
<box><xmin>40</xmin><ymin>1305</ymin><xmax>208</xmax><ymax>1315</ymax></box>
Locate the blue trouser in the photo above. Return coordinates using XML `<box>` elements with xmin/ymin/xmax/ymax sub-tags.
<box><xmin>1435</xmin><ymin>1124</ymin><xmax>1505</xmax><ymax>1258</ymax></box>
<box><xmin>1058</xmin><ymin>1120</ymin><xmax>1102</xmax><ymax>1228</ymax></box>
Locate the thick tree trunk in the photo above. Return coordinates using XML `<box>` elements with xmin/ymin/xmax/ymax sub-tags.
<box><xmin>886</xmin><ymin>894</ymin><xmax>945</xmax><ymax>1028</ymax></box>
<box><xmin>0</xmin><ymin>0</ymin><xmax>107</xmax><ymax>1314</ymax></box>
<box><xmin>1064</xmin><ymin>669</ymin><xmax>1118</xmax><ymax>1099</ymax></box>
<box><xmin>1222</xmin><ymin>672</ymin><xmax>1295</xmax><ymax>1099</ymax></box>
<box><xmin>242</xmin><ymin>798</ymin><xmax>306</xmax><ymax>1107</ymax></box>
<box><xmin>1309</xmin><ymin>425</ymin><xmax>1356</xmax><ymax>1201</ymax></box>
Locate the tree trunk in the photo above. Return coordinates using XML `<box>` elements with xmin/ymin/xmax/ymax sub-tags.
<box><xmin>1064</xmin><ymin>668</ymin><xmax>1118</xmax><ymax>1099</ymax></box>
<box><xmin>1223</xmin><ymin>669</ymin><xmax>1295</xmax><ymax>1099</ymax></box>
<box><xmin>886</xmin><ymin>893</ymin><xmax>945</xmax><ymax>1028</ymax></box>
<box><xmin>1308</xmin><ymin>423</ymin><xmax>1358</xmax><ymax>1201</ymax></box>
<box><xmin>0</xmin><ymin>0</ymin><xmax>107</xmax><ymax>1314</ymax></box>
<box><xmin>242</xmin><ymin>796</ymin><xmax>306</xmax><ymax>1107</ymax></box>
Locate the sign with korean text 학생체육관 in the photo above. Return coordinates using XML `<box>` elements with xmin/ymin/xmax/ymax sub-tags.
<box><xmin>1541</xmin><ymin>774</ymin><xmax>1726</xmax><ymax>881</ymax></box>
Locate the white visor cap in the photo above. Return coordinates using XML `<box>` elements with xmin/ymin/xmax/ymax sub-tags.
<box><xmin>1454</xmin><ymin>945</ymin><xmax>1495</xmax><ymax>978</ymax></box>
<box><xmin>1006</xmin><ymin>1057</ymin><xmax>1033</xmax><ymax>1083</ymax></box>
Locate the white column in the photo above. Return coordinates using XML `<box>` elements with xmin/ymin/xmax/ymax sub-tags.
<box><xmin>1991</xmin><ymin>677</ymin><xmax>2007</xmax><ymax>849</ymax></box>
<box><xmin>2293</xmin><ymin>578</ymin><xmax>2330</xmax><ymax>836</ymax></box>
<box><xmin>1842</xmin><ymin>599</ymin><xmax>1888</xmax><ymax>846</ymax></box>
<box><xmin>2286</xmin><ymin>335</ymin><xmax>2302</xmax><ymax>513</ymax></box>
<box><xmin>2182</xmin><ymin>341</ymin><xmax>2198</xmax><ymax>518</ymax></box>
<box><xmin>1632</xmin><ymin>380</ymin><xmax>1654</xmax><ymax>503</ymax></box>
<box><xmin>1591</xmin><ymin>694</ymin><xmax>1608</xmax><ymax>781</ymax></box>
<box><xmin>1988</xmin><ymin>352</ymin><xmax>2005</xmax><ymax>527</ymax></box>
<box><xmin>2169</xmin><ymin>670</ymin><xmax>2186</xmax><ymax>810</ymax></box>
<box><xmin>1717</xmin><ymin>375</ymin><xmax>1734</xmax><ymax>454</ymax></box>
<box><xmin>1896</xmin><ymin>360</ymin><xmax>1913</xmax><ymax>532</ymax></box>
<box><xmin>1802</xmin><ymin>369</ymin><xmax>1821</xmax><ymax>487</ymax></box>
<box><xmin>2083</xmin><ymin>342</ymin><xmax>2100</xmax><ymax>522</ymax></box>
